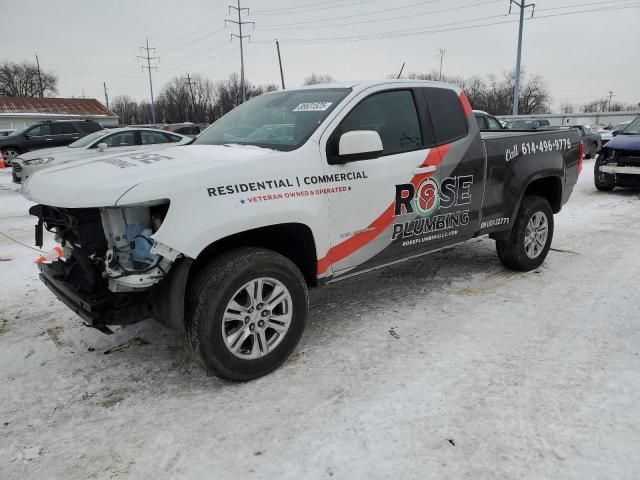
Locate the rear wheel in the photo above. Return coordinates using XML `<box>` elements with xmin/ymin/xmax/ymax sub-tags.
<box><xmin>185</xmin><ymin>247</ymin><xmax>308</xmax><ymax>381</ymax></box>
<box><xmin>496</xmin><ymin>195</ymin><xmax>554</xmax><ymax>271</ymax></box>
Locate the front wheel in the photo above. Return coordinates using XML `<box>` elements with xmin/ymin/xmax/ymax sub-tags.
<box><xmin>2</xmin><ymin>148</ymin><xmax>20</xmax><ymax>165</ymax></box>
<box><xmin>496</xmin><ymin>195</ymin><xmax>554</xmax><ymax>271</ymax></box>
<box><xmin>185</xmin><ymin>247</ymin><xmax>308</xmax><ymax>381</ymax></box>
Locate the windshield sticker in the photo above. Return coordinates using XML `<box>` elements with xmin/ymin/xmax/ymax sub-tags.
<box><xmin>293</xmin><ymin>102</ymin><xmax>333</xmax><ymax>112</ymax></box>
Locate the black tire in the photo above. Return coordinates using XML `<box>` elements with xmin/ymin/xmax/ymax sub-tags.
<box><xmin>496</xmin><ymin>195</ymin><xmax>554</xmax><ymax>271</ymax></box>
<box><xmin>2</xmin><ymin>147</ymin><xmax>20</xmax><ymax>165</ymax></box>
<box><xmin>185</xmin><ymin>247</ymin><xmax>308</xmax><ymax>381</ymax></box>
<box><xmin>594</xmin><ymin>157</ymin><xmax>615</xmax><ymax>191</ymax></box>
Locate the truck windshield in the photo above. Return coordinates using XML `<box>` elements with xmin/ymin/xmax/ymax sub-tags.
<box><xmin>620</xmin><ymin>118</ymin><xmax>640</xmax><ymax>135</ymax></box>
<box><xmin>195</xmin><ymin>88</ymin><xmax>350</xmax><ymax>151</ymax></box>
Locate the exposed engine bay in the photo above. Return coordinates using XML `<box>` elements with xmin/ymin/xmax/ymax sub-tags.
<box><xmin>28</xmin><ymin>202</ymin><xmax>183</xmax><ymax>332</ymax></box>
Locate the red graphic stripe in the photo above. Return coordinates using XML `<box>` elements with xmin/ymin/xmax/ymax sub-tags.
<box><xmin>317</xmin><ymin>144</ymin><xmax>451</xmax><ymax>275</ymax></box>
<box><xmin>459</xmin><ymin>91</ymin><xmax>473</xmax><ymax>118</ymax></box>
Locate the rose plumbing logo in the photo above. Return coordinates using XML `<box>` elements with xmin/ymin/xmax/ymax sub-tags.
<box><xmin>414</xmin><ymin>178</ymin><xmax>440</xmax><ymax>216</ymax></box>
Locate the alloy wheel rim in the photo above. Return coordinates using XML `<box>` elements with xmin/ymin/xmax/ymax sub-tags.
<box><xmin>524</xmin><ymin>211</ymin><xmax>548</xmax><ymax>259</ymax></box>
<box><xmin>3</xmin><ymin>149</ymin><xmax>18</xmax><ymax>161</ymax></box>
<box><xmin>221</xmin><ymin>277</ymin><xmax>293</xmax><ymax>359</ymax></box>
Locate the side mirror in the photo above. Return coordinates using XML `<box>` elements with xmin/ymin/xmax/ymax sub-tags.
<box><xmin>330</xmin><ymin>130</ymin><xmax>383</xmax><ymax>164</ymax></box>
<box><xmin>612</xmin><ymin>130</ymin><xmax>620</xmax><ymax>137</ymax></box>
<box><xmin>97</xmin><ymin>142</ymin><xmax>108</xmax><ymax>152</ymax></box>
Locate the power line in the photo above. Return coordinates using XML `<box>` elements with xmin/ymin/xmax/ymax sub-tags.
<box><xmin>226</xmin><ymin>0</ymin><xmax>254</xmax><ymax>102</ymax></box>
<box><xmin>257</xmin><ymin>0</ymin><xmax>464</xmax><ymax>28</ymax></box>
<box><xmin>538</xmin><ymin>0</ymin><xmax>636</xmax><ymax>11</ymax></box>
<box><xmin>252</xmin><ymin>0</ymin><xmax>380</xmax><ymax>15</ymax></box>
<box><xmin>137</xmin><ymin>38</ymin><xmax>160</xmax><ymax>124</ymax></box>
<box><xmin>257</xmin><ymin>0</ymin><xmax>501</xmax><ymax>30</ymax></box>
<box><xmin>259</xmin><ymin>3</ymin><xmax>640</xmax><ymax>44</ymax></box>
<box><xmin>161</xmin><ymin>26</ymin><xmax>228</xmax><ymax>56</ymax></box>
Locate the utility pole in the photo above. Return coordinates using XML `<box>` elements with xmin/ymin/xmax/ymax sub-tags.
<box><xmin>509</xmin><ymin>0</ymin><xmax>535</xmax><ymax>115</ymax></box>
<box><xmin>226</xmin><ymin>1</ymin><xmax>254</xmax><ymax>103</ymax></box>
<box><xmin>186</xmin><ymin>73</ymin><xmax>196</xmax><ymax>120</ymax></box>
<box><xmin>276</xmin><ymin>40</ymin><xmax>285</xmax><ymax>90</ymax></box>
<box><xmin>103</xmin><ymin>82</ymin><xmax>110</xmax><ymax>110</ymax></box>
<box><xmin>437</xmin><ymin>49</ymin><xmax>445</xmax><ymax>82</ymax></box>
<box><xmin>34</xmin><ymin>53</ymin><xmax>43</xmax><ymax>97</ymax></box>
<box><xmin>608</xmin><ymin>91</ymin><xmax>615</xmax><ymax>111</ymax></box>
<box><xmin>138</xmin><ymin>38</ymin><xmax>159</xmax><ymax>124</ymax></box>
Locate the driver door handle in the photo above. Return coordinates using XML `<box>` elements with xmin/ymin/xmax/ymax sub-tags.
<box><xmin>412</xmin><ymin>165</ymin><xmax>437</xmax><ymax>175</ymax></box>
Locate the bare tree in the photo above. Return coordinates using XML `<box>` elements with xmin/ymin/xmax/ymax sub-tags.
<box><xmin>110</xmin><ymin>95</ymin><xmax>138</xmax><ymax>124</ymax></box>
<box><xmin>391</xmin><ymin>68</ymin><xmax>550</xmax><ymax>115</ymax></box>
<box><xmin>211</xmin><ymin>73</ymin><xmax>277</xmax><ymax>120</ymax></box>
<box><xmin>303</xmin><ymin>73</ymin><xmax>335</xmax><ymax>85</ymax></box>
<box><xmin>0</xmin><ymin>60</ymin><xmax>57</xmax><ymax>97</ymax></box>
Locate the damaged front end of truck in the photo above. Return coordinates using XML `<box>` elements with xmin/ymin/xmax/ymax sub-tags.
<box><xmin>29</xmin><ymin>202</ymin><xmax>191</xmax><ymax>333</ymax></box>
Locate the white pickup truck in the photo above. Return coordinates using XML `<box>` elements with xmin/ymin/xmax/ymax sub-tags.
<box><xmin>24</xmin><ymin>80</ymin><xmax>582</xmax><ymax>381</ymax></box>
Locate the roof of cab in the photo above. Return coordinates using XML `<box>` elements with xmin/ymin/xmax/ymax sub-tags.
<box><xmin>275</xmin><ymin>79</ymin><xmax>458</xmax><ymax>93</ymax></box>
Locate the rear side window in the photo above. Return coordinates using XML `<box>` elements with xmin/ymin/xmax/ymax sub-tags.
<box><xmin>164</xmin><ymin>133</ymin><xmax>182</xmax><ymax>143</ymax></box>
<box><xmin>141</xmin><ymin>131</ymin><xmax>169</xmax><ymax>145</ymax></box>
<box><xmin>486</xmin><ymin>116</ymin><xmax>502</xmax><ymax>129</ymax></box>
<box><xmin>51</xmin><ymin>123</ymin><xmax>76</xmax><ymax>135</ymax></box>
<box><xmin>100</xmin><ymin>131</ymin><xmax>135</xmax><ymax>147</ymax></box>
<box><xmin>475</xmin><ymin>116</ymin><xmax>487</xmax><ymax>129</ymax></box>
<box><xmin>334</xmin><ymin>90</ymin><xmax>423</xmax><ymax>157</ymax></box>
<box><xmin>423</xmin><ymin>88</ymin><xmax>468</xmax><ymax>144</ymax></box>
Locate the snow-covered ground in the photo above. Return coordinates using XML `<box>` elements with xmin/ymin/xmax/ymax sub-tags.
<box><xmin>1</xmin><ymin>161</ymin><xmax>639</xmax><ymax>480</ymax></box>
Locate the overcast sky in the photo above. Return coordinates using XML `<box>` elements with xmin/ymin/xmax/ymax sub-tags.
<box><xmin>4</xmin><ymin>0</ymin><xmax>640</xmax><ymax>112</ymax></box>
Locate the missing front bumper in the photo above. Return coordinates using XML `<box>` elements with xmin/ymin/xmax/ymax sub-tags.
<box><xmin>38</xmin><ymin>262</ymin><xmax>153</xmax><ymax>332</ymax></box>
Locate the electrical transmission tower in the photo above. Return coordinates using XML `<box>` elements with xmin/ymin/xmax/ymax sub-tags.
<box><xmin>437</xmin><ymin>49</ymin><xmax>445</xmax><ymax>82</ymax></box>
<box><xmin>34</xmin><ymin>53</ymin><xmax>44</xmax><ymax>97</ymax></box>
<box><xmin>103</xmin><ymin>82</ymin><xmax>110</xmax><ymax>110</ymax></box>
<box><xmin>226</xmin><ymin>0</ymin><xmax>254</xmax><ymax>103</ymax></box>
<box><xmin>186</xmin><ymin>73</ymin><xmax>197</xmax><ymax>120</ymax></box>
<box><xmin>138</xmin><ymin>38</ymin><xmax>159</xmax><ymax>124</ymax></box>
<box><xmin>608</xmin><ymin>91</ymin><xmax>615</xmax><ymax>112</ymax></box>
<box><xmin>509</xmin><ymin>0</ymin><xmax>535</xmax><ymax>116</ymax></box>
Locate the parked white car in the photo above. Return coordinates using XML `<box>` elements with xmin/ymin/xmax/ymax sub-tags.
<box><xmin>12</xmin><ymin>128</ymin><xmax>192</xmax><ymax>183</ymax></box>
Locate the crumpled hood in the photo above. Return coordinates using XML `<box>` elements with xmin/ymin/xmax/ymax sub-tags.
<box><xmin>22</xmin><ymin>144</ymin><xmax>278</xmax><ymax>208</ymax></box>
<box><xmin>605</xmin><ymin>134</ymin><xmax>640</xmax><ymax>152</ymax></box>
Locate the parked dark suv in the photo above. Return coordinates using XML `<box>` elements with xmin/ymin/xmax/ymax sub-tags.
<box><xmin>0</xmin><ymin>120</ymin><xmax>103</xmax><ymax>165</ymax></box>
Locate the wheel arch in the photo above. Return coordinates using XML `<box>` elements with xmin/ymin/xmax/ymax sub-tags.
<box><xmin>521</xmin><ymin>175</ymin><xmax>563</xmax><ymax>214</ymax></box>
<box><xmin>492</xmin><ymin>174</ymin><xmax>563</xmax><ymax>242</ymax></box>
<box><xmin>190</xmin><ymin>222</ymin><xmax>319</xmax><ymax>288</ymax></box>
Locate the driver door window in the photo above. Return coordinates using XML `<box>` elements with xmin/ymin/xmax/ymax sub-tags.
<box><xmin>330</xmin><ymin>90</ymin><xmax>423</xmax><ymax>158</ymax></box>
